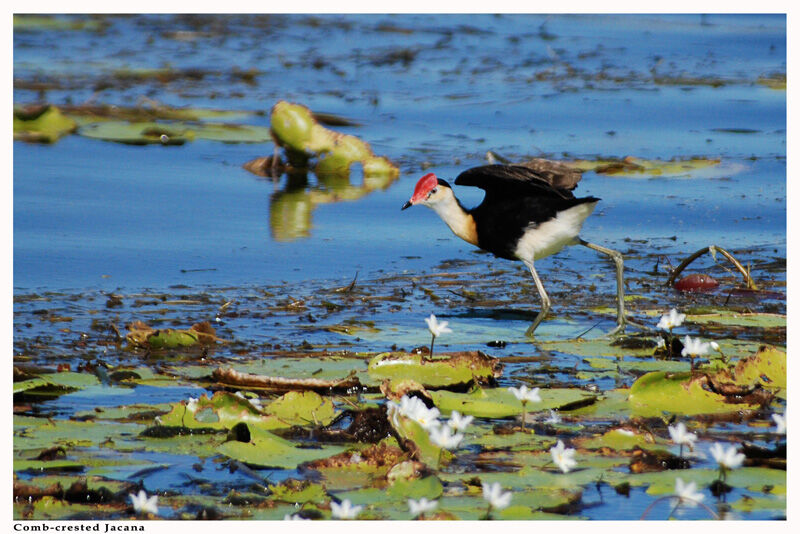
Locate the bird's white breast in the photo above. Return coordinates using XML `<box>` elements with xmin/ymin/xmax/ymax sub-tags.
<box><xmin>513</xmin><ymin>201</ymin><xmax>598</xmax><ymax>262</ymax></box>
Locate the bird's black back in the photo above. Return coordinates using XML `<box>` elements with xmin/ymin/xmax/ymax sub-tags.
<box><xmin>455</xmin><ymin>164</ymin><xmax>599</xmax><ymax>260</ymax></box>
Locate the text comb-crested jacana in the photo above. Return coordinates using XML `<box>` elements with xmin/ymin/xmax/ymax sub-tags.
<box><xmin>402</xmin><ymin>162</ymin><xmax>626</xmax><ymax>336</ymax></box>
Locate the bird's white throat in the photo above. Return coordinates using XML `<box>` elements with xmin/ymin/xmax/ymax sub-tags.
<box><xmin>426</xmin><ymin>190</ymin><xmax>478</xmax><ymax>246</ymax></box>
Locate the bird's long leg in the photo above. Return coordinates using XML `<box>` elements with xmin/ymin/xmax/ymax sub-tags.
<box><xmin>524</xmin><ymin>260</ymin><xmax>551</xmax><ymax>337</ymax></box>
<box><xmin>579</xmin><ymin>239</ymin><xmax>626</xmax><ymax>336</ymax></box>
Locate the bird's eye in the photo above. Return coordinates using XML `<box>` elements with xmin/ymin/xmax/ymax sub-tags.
<box><xmin>430</xmin><ymin>187</ymin><xmax>438</xmax><ymax>195</ymax></box>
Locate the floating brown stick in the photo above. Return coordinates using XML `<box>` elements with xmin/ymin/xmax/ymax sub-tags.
<box><xmin>665</xmin><ymin>245</ymin><xmax>757</xmax><ymax>290</ymax></box>
<box><xmin>212</xmin><ymin>366</ymin><xmax>360</xmax><ymax>392</ymax></box>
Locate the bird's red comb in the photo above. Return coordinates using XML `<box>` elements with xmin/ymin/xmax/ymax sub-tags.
<box><xmin>411</xmin><ymin>173</ymin><xmax>438</xmax><ymax>202</ymax></box>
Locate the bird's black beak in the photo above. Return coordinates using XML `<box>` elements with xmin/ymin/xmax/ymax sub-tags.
<box><xmin>401</xmin><ymin>200</ymin><xmax>413</xmax><ymax>211</ymax></box>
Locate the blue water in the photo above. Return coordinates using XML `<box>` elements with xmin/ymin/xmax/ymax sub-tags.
<box><xmin>13</xmin><ymin>14</ymin><xmax>785</xmax><ymax>292</ymax></box>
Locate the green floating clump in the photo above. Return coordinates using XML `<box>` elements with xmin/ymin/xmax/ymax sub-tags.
<box><xmin>368</xmin><ymin>352</ymin><xmax>499</xmax><ymax>389</ymax></box>
<box><xmin>270</xmin><ymin>100</ymin><xmax>399</xmax><ymax>177</ymax></box>
<box><xmin>14</xmin><ymin>105</ymin><xmax>77</xmax><ymax>143</ymax></box>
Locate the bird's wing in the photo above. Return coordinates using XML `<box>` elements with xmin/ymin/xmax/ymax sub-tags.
<box><xmin>454</xmin><ymin>164</ymin><xmax>578</xmax><ymax>201</ymax></box>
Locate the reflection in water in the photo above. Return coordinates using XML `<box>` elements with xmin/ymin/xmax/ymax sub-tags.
<box><xmin>268</xmin><ymin>167</ymin><xmax>399</xmax><ymax>242</ymax></box>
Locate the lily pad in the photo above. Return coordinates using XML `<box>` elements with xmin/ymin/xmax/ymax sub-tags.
<box><xmin>125</xmin><ymin>320</ymin><xmax>221</xmax><ymax>349</ymax></box>
<box><xmin>78</xmin><ymin>120</ymin><xmax>271</xmax><ymax>145</ymax></box>
<box><xmin>579</xmin><ymin>428</ymin><xmax>660</xmax><ymax>451</ymax></box>
<box><xmin>217</xmin><ymin>424</ymin><xmax>345</xmax><ymax>469</ymax></box>
<box><xmin>385</xmin><ymin>475</ymin><xmax>443</xmax><ymax>500</ymax></box>
<box><xmin>14</xmin><ymin>105</ymin><xmax>78</xmax><ymax>143</ymax></box>
<box><xmin>627</xmin><ymin>372</ymin><xmax>760</xmax><ymax>417</ymax></box>
<box><xmin>728</xmin><ymin>345</ymin><xmax>786</xmax><ymax>390</ymax></box>
<box><xmin>158</xmin><ymin>392</ymin><xmax>287</xmax><ymax>431</ymax></box>
<box><xmin>430</xmin><ymin>387</ymin><xmax>596</xmax><ymax>419</ymax></box>
<box><xmin>14</xmin><ymin>372</ymin><xmax>100</xmax><ymax>395</ymax></box>
<box><xmin>264</xmin><ymin>390</ymin><xmax>337</xmax><ymax>426</ymax></box>
<box><xmin>268</xmin><ymin>479</ymin><xmax>328</xmax><ymax>504</ymax></box>
<box><xmin>368</xmin><ymin>351</ymin><xmax>500</xmax><ymax>388</ymax></box>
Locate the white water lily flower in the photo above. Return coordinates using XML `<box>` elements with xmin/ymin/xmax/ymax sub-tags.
<box><xmin>129</xmin><ymin>489</ymin><xmax>158</xmax><ymax>516</ymax></box>
<box><xmin>772</xmin><ymin>413</ymin><xmax>786</xmax><ymax>434</ymax></box>
<box><xmin>408</xmin><ymin>497</ymin><xmax>438</xmax><ymax>516</ymax></box>
<box><xmin>655</xmin><ymin>338</ymin><xmax>666</xmax><ymax>350</ymax></box>
<box><xmin>710</xmin><ymin>341</ymin><xmax>720</xmax><ymax>351</ymax></box>
<box><xmin>509</xmin><ymin>385</ymin><xmax>541</xmax><ymax>403</ymax></box>
<box><xmin>331</xmin><ymin>499</ymin><xmax>363</xmax><ymax>519</ymax></box>
<box><xmin>668</xmin><ymin>422</ymin><xmax>698</xmax><ymax>447</ymax></box>
<box><xmin>681</xmin><ymin>336</ymin><xmax>712</xmax><ymax>357</ymax></box>
<box><xmin>674</xmin><ymin>477</ymin><xmax>704</xmax><ymax>506</ymax></box>
<box><xmin>447</xmin><ymin>411</ymin><xmax>474</xmax><ymax>431</ymax></box>
<box><xmin>186</xmin><ymin>396</ymin><xmax>199</xmax><ymax>410</ymax></box>
<box><xmin>657</xmin><ymin>308</ymin><xmax>686</xmax><ymax>330</ymax></box>
<box><xmin>482</xmin><ymin>482</ymin><xmax>512</xmax><ymax>510</ymax></box>
<box><xmin>545</xmin><ymin>410</ymin><xmax>561</xmax><ymax>424</ymax></box>
<box><xmin>615</xmin><ymin>428</ymin><xmax>635</xmax><ymax>436</ymax></box>
<box><xmin>399</xmin><ymin>395</ymin><xmax>441</xmax><ymax>429</ymax></box>
<box><xmin>709</xmin><ymin>442</ymin><xmax>745</xmax><ymax>470</ymax></box>
<box><xmin>550</xmin><ymin>440</ymin><xmax>577</xmax><ymax>473</ymax></box>
<box><xmin>284</xmin><ymin>513</ymin><xmax>308</xmax><ymax>520</ymax></box>
<box><xmin>428</xmin><ymin>424</ymin><xmax>464</xmax><ymax>449</ymax></box>
<box><xmin>425</xmin><ymin>314</ymin><xmax>452</xmax><ymax>337</ymax></box>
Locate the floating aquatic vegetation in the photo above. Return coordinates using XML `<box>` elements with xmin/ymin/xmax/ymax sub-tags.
<box><xmin>125</xmin><ymin>320</ymin><xmax>222</xmax><ymax>349</ymax></box>
<box><xmin>13</xmin><ymin>105</ymin><xmax>77</xmax><ymax>143</ymax></box>
<box><xmin>269</xmin><ymin>100</ymin><xmax>398</xmax><ymax>177</ymax></box>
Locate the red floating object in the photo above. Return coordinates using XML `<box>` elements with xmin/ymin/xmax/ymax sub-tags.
<box><xmin>674</xmin><ymin>273</ymin><xmax>719</xmax><ymax>292</ymax></box>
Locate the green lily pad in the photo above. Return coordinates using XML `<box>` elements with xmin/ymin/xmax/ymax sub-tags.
<box><xmin>264</xmin><ymin>390</ymin><xmax>337</xmax><ymax>426</ymax></box>
<box><xmin>14</xmin><ymin>416</ymin><xmax>145</xmax><ymax>451</ymax></box>
<box><xmin>685</xmin><ymin>312</ymin><xmax>786</xmax><ymax>329</ymax></box>
<box><xmin>14</xmin><ymin>105</ymin><xmax>78</xmax><ymax>143</ymax></box>
<box><xmin>729</xmin><ymin>345</ymin><xmax>786</xmax><ymax>390</ymax></box>
<box><xmin>13</xmin><ymin>459</ymin><xmax>85</xmax><ymax>473</ymax></box>
<box><xmin>583</xmin><ymin>356</ymin><xmax>690</xmax><ymax>374</ymax></box>
<box><xmin>628</xmin><ymin>372</ymin><xmax>760</xmax><ymax>417</ymax></box>
<box><xmin>641</xmin><ymin>308</ymin><xmax>786</xmax><ymax>329</ymax></box>
<box><xmin>386</xmin><ymin>475</ymin><xmax>443</xmax><ymax>500</ymax></box>
<box><xmin>78</xmin><ymin>120</ymin><xmax>271</xmax><ymax>145</ymax></box>
<box><xmin>170</xmin><ymin>356</ymin><xmax>372</xmax><ymax>385</ymax></box>
<box><xmin>125</xmin><ymin>320</ymin><xmax>221</xmax><ymax>349</ymax></box>
<box><xmin>579</xmin><ymin>428</ymin><xmax>660</xmax><ymax>451</ymax></box>
<box><xmin>13</xmin><ymin>496</ymin><xmax>122</xmax><ymax>520</ymax></box>
<box><xmin>217</xmin><ymin>424</ymin><xmax>345</xmax><ymax>469</ymax></box>
<box><xmin>368</xmin><ymin>352</ymin><xmax>499</xmax><ymax>388</ymax></box>
<box><xmin>268</xmin><ymin>479</ymin><xmax>328</xmax><ymax>504</ymax></box>
<box><xmin>540</xmin><ymin>338</ymin><xmax>655</xmax><ymax>359</ymax></box>
<box><xmin>470</xmin><ymin>429</ymin><xmax>558</xmax><ymax>451</ymax></box>
<box><xmin>731</xmin><ymin>494</ymin><xmax>787</xmax><ymax>514</ymax></box>
<box><xmin>158</xmin><ymin>392</ymin><xmax>287</xmax><ymax>431</ymax></box>
<box><xmin>14</xmin><ymin>371</ymin><xmax>101</xmax><ymax>396</ymax></box>
<box><xmin>430</xmin><ymin>387</ymin><xmax>596</xmax><ymax>419</ymax></box>
<box><xmin>389</xmin><ymin>412</ymin><xmax>448</xmax><ymax>468</ymax></box>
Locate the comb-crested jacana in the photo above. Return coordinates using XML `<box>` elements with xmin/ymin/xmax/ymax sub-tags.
<box><xmin>401</xmin><ymin>162</ymin><xmax>626</xmax><ymax>337</ymax></box>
